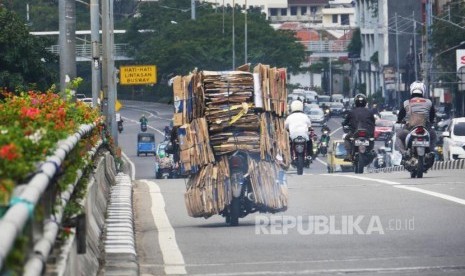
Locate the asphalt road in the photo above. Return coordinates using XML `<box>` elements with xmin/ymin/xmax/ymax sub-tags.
<box><xmin>118</xmin><ymin>101</ymin><xmax>465</xmax><ymax>275</ymax></box>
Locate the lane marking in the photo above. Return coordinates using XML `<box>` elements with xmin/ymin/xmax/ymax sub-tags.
<box><xmin>325</xmin><ymin>174</ymin><xmax>465</xmax><ymax>206</ymax></box>
<box><xmin>314</xmin><ymin>157</ymin><xmax>328</xmax><ymax>166</ymax></box>
<box><xmin>329</xmin><ymin>126</ymin><xmax>342</xmax><ymax>136</ymax></box>
<box><xmin>187</xmin><ymin>265</ymin><xmax>465</xmax><ymax>276</ymax></box>
<box><xmin>122</xmin><ymin>117</ymin><xmax>164</xmax><ymax>135</ymax></box>
<box><xmin>141</xmin><ymin>180</ymin><xmax>187</xmax><ymax>275</ymax></box>
<box><xmin>122</xmin><ymin>151</ymin><xmax>135</xmax><ymax>181</ymax></box>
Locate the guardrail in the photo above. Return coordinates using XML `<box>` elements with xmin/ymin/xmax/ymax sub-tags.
<box><xmin>46</xmin><ymin>43</ymin><xmax>133</xmax><ymax>61</ymax></box>
<box><xmin>0</xmin><ymin>124</ymin><xmax>98</xmax><ymax>274</ymax></box>
<box><xmin>369</xmin><ymin>159</ymin><xmax>465</xmax><ymax>173</ymax></box>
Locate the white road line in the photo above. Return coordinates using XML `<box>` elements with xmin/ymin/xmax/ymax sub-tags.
<box><xmin>325</xmin><ymin>174</ymin><xmax>465</xmax><ymax>206</ymax></box>
<box><xmin>122</xmin><ymin>117</ymin><xmax>164</xmax><ymax>135</ymax></box>
<box><xmin>122</xmin><ymin>151</ymin><xmax>135</xmax><ymax>180</ymax></box>
<box><xmin>141</xmin><ymin>180</ymin><xmax>187</xmax><ymax>275</ymax></box>
<box><xmin>329</xmin><ymin>126</ymin><xmax>342</xmax><ymax>136</ymax></box>
<box><xmin>315</xmin><ymin>157</ymin><xmax>328</xmax><ymax>166</ymax></box>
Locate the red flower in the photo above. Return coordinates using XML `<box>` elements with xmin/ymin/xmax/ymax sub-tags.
<box><xmin>20</xmin><ymin>107</ymin><xmax>41</xmax><ymax>120</ymax></box>
<box><xmin>0</xmin><ymin>143</ymin><xmax>20</xmax><ymax>161</ymax></box>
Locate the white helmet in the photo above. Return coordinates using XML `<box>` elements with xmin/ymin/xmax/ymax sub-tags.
<box><xmin>410</xmin><ymin>81</ymin><xmax>426</xmax><ymax>96</ymax></box>
<box><xmin>290</xmin><ymin>100</ymin><xmax>304</xmax><ymax>113</ymax></box>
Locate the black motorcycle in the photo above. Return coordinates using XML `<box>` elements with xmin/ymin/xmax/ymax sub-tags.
<box><xmin>117</xmin><ymin>121</ymin><xmax>123</xmax><ymax>133</ymax></box>
<box><xmin>223</xmin><ymin>152</ymin><xmax>257</xmax><ymax>226</ymax></box>
<box><xmin>319</xmin><ymin>131</ymin><xmax>330</xmax><ymax>156</ymax></box>
<box><xmin>403</xmin><ymin>126</ymin><xmax>434</xmax><ymax>178</ymax></box>
<box><xmin>349</xmin><ymin>128</ymin><xmax>375</xmax><ymax>174</ymax></box>
<box><xmin>291</xmin><ymin>136</ymin><xmax>309</xmax><ymax>175</ymax></box>
<box><xmin>141</xmin><ymin>122</ymin><xmax>147</xmax><ymax>132</ymax></box>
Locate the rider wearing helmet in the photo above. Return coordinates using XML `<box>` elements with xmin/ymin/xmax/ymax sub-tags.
<box><xmin>341</xmin><ymin>93</ymin><xmax>376</xmax><ymax>161</ymax></box>
<box><xmin>140</xmin><ymin>114</ymin><xmax>148</xmax><ymax>124</ymax></box>
<box><xmin>395</xmin><ymin>80</ymin><xmax>436</xmax><ymax>160</ymax></box>
<box><xmin>285</xmin><ymin>100</ymin><xmax>313</xmax><ymax>158</ymax></box>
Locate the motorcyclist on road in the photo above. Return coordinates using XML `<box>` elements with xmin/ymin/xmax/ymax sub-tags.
<box><xmin>139</xmin><ymin>114</ymin><xmax>148</xmax><ymax>124</ymax></box>
<box><xmin>341</xmin><ymin>94</ymin><xmax>376</xmax><ymax>161</ymax></box>
<box><xmin>285</xmin><ymin>100</ymin><xmax>313</xmax><ymax>159</ymax></box>
<box><xmin>395</xmin><ymin>80</ymin><xmax>436</xmax><ymax>161</ymax></box>
<box><xmin>321</xmin><ymin>123</ymin><xmax>331</xmax><ymax>134</ymax></box>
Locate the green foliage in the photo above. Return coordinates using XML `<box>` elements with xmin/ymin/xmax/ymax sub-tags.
<box><xmin>347</xmin><ymin>28</ymin><xmax>362</xmax><ymax>58</ymax></box>
<box><xmin>125</xmin><ymin>0</ymin><xmax>306</xmax><ymax>85</ymax></box>
<box><xmin>430</xmin><ymin>1</ymin><xmax>465</xmax><ymax>73</ymax></box>
<box><xmin>0</xmin><ymin>7</ymin><xmax>58</xmax><ymax>91</ymax></box>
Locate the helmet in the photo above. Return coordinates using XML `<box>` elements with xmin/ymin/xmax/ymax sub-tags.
<box><xmin>354</xmin><ymin>94</ymin><xmax>367</xmax><ymax>107</ymax></box>
<box><xmin>290</xmin><ymin>100</ymin><xmax>304</xmax><ymax>113</ymax></box>
<box><xmin>410</xmin><ymin>81</ymin><xmax>426</xmax><ymax>96</ymax></box>
<box><xmin>158</xmin><ymin>151</ymin><xmax>165</xmax><ymax>158</ymax></box>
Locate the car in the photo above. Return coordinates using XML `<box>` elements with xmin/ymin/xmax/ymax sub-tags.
<box><xmin>326</xmin><ymin>139</ymin><xmax>353</xmax><ymax>173</ymax></box>
<box><xmin>379</xmin><ymin>111</ymin><xmax>397</xmax><ymax>123</ymax></box>
<box><xmin>80</xmin><ymin>97</ymin><xmax>93</xmax><ymax>108</ymax></box>
<box><xmin>75</xmin><ymin>93</ymin><xmax>86</xmax><ymax>100</ymax></box>
<box><xmin>305</xmin><ymin>107</ymin><xmax>326</xmax><ymax>126</ymax></box>
<box><xmin>374</xmin><ymin>119</ymin><xmax>394</xmax><ymax>141</ymax></box>
<box><xmin>442</xmin><ymin>117</ymin><xmax>465</xmax><ymax>161</ymax></box>
<box><xmin>331</xmin><ymin>94</ymin><xmax>344</xmax><ymax>103</ymax></box>
<box><xmin>305</xmin><ymin>103</ymin><xmax>319</xmax><ymax>110</ymax></box>
<box><xmin>317</xmin><ymin>95</ymin><xmax>331</xmax><ymax>104</ymax></box>
<box><xmin>329</xmin><ymin>102</ymin><xmax>345</xmax><ymax>116</ymax></box>
<box><xmin>385</xmin><ymin>131</ymin><xmax>402</xmax><ymax>167</ymax></box>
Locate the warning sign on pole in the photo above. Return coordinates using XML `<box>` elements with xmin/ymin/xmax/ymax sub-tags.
<box><xmin>120</xmin><ymin>65</ymin><xmax>157</xmax><ymax>85</ymax></box>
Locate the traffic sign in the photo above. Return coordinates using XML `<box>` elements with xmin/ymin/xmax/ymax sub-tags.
<box><xmin>120</xmin><ymin>65</ymin><xmax>157</xmax><ymax>85</ymax></box>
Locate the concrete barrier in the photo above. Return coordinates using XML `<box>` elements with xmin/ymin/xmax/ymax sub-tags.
<box><xmin>369</xmin><ymin>159</ymin><xmax>465</xmax><ymax>174</ymax></box>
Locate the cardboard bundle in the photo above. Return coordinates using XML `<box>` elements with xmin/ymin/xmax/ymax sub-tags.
<box><xmin>184</xmin><ymin>155</ymin><xmax>288</xmax><ymax>218</ymax></box>
<box><xmin>178</xmin><ymin>117</ymin><xmax>215</xmax><ymax>174</ymax></box>
<box><xmin>253</xmin><ymin>64</ymin><xmax>288</xmax><ymax>117</ymax></box>
<box><xmin>184</xmin><ymin>157</ymin><xmax>231</xmax><ymax>218</ymax></box>
<box><xmin>248</xmin><ymin>159</ymin><xmax>288</xmax><ymax>211</ymax></box>
<box><xmin>259</xmin><ymin>113</ymin><xmax>291</xmax><ymax>168</ymax></box>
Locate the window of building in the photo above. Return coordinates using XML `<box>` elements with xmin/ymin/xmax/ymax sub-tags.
<box><xmin>301</xmin><ymin>6</ymin><xmax>307</xmax><ymax>15</ymax></box>
<box><xmin>290</xmin><ymin>6</ymin><xmax>298</xmax><ymax>16</ymax></box>
<box><xmin>332</xmin><ymin>14</ymin><xmax>338</xmax><ymax>23</ymax></box>
<box><xmin>281</xmin><ymin>8</ymin><xmax>287</xmax><ymax>16</ymax></box>
<box><xmin>341</xmin><ymin>14</ymin><xmax>349</xmax><ymax>25</ymax></box>
<box><xmin>270</xmin><ymin>8</ymin><xmax>278</xmax><ymax>16</ymax></box>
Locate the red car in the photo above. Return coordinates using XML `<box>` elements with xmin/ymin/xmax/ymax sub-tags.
<box><xmin>374</xmin><ymin>119</ymin><xmax>394</xmax><ymax>141</ymax></box>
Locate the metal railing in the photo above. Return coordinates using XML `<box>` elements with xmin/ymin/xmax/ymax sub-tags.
<box><xmin>46</xmin><ymin>43</ymin><xmax>133</xmax><ymax>61</ymax></box>
<box><xmin>0</xmin><ymin>124</ymin><xmax>98</xmax><ymax>273</ymax></box>
<box><xmin>302</xmin><ymin>40</ymin><xmax>350</xmax><ymax>53</ymax></box>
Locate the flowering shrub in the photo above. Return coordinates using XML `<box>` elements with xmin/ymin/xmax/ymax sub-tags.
<box><xmin>0</xmin><ymin>89</ymin><xmax>102</xmax><ymax>202</ymax></box>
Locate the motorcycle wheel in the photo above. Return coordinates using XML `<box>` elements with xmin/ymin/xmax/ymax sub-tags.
<box><xmin>410</xmin><ymin>171</ymin><xmax>417</xmax><ymax>178</ymax></box>
<box><xmin>355</xmin><ymin>154</ymin><xmax>365</xmax><ymax>174</ymax></box>
<box><xmin>296</xmin><ymin>155</ymin><xmax>304</xmax><ymax>175</ymax></box>
<box><xmin>229</xmin><ymin>198</ymin><xmax>240</xmax><ymax>226</ymax></box>
<box><xmin>416</xmin><ymin>156</ymin><xmax>424</xmax><ymax>178</ymax></box>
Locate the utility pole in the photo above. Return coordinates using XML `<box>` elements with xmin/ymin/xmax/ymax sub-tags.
<box><xmin>395</xmin><ymin>13</ymin><xmax>401</xmax><ymax>106</ymax></box>
<box><xmin>58</xmin><ymin>0</ymin><xmax>76</xmax><ymax>97</ymax></box>
<box><xmin>425</xmin><ymin>0</ymin><xmax>433</xmax><ymax>97</ymax></box>
<box><xmin>232</xmin><ymin>0</ymin><xmax>235</xmax><ymax>69</ymax></box>
<box><xmin>102</xmin><ymin>0</ymin><xmax>118</xmax><ymax>145</ymax></box>
<box><xmin>244</xmin><ymin>0</ymin><xmax>247</xmax><ymax>64</ymax></box>
<box><xmin>191</xmin><ymin>0</ymin><xmax>196</xmax><ymax>20</ymax></box>
<box><xmin>90</xmin><ymin>0</ymin><xmax>100</xmax><ymax>108</ymax></box>
<box><xmin>413</xmin><ymin>11</ymin><xmax>418</xmax><ymax>81</ymax></box>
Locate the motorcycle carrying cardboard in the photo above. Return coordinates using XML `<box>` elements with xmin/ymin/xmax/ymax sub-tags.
<box><xmin>173</xmin><ymin>64</ymin><xmax>290</xmax><ymax>218</ymax></box>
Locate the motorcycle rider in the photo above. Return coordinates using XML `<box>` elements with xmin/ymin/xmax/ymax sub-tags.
<box><xmin>140</xmin><ymin>114</ymin><xmax>148</xmax><ymax>124</ymax></box>
<box><xmin>285</xmin><ymin>100</ymin><xmax>313</xmax><ymax>160</ymax></box>
<box><xmin>395</xmin><ymin>80</ymin><xmax>436</xmax><ymax>162</ymax></box>
<box><xmin>341</xmin><ymin>94</ymin><xmax>376</xmax><ymax>161</ymax></box>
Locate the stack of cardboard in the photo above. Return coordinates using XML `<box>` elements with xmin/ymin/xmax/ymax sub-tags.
<box><xmin>174</xmin><ymin>65</ymin><xmax>290</xmax><ymax>218</ymax></box>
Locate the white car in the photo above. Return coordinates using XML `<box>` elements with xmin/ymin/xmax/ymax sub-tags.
<box><xmin>379</xmin><ymin>111</ymin><xmax>397</xmax><ymax>123</ymax></box>
<box><xmin>81</xmin><ymin>97</ymin><xmax>93</xmax><ymax>108</ymax></box>
<box><xmin>442</xmin><ymin>117</ymin><xmax>465</xmax><ymax>160</ymax></box>
<box><xmin>304</xmin><ymin>107</ymin><xmax>325</xmax><ymax>126</ymax></box>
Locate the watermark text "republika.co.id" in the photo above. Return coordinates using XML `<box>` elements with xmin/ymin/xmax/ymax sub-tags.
<box><xmin>255</xmin><ymin>215</ymin><xmax>415</xmax><ymax>235</ymax></box>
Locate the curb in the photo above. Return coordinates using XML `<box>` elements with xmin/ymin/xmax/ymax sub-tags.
<box><xmin>103</xmin><ymin>173</ymin><xmax>138</xmax><ymax>275</ymax></box>
<box><xmin>369</xmin><ymin>159</ymin><xmax>465</xmax><ymax>174</ymax></box>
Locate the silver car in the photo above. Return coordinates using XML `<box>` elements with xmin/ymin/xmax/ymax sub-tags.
<box><xmin>305</xmin><ymin>107</ymin><xmax>325</xmax><ymax>126</ymax></box>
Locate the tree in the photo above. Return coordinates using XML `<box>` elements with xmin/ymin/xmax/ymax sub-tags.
<box><xmin>430</xmin><ymin>1</ymin><xmax>465</xmax><ymax>74</ymax></box>
<box><xmin>125</xmin><ymin>0</ymin><xmax>306</xmax><ymax>84</ymax></box>
<box><xmin>0</xmin><ymin>7</ymin><xmax>58</xmax><ymax>91</ymax></box>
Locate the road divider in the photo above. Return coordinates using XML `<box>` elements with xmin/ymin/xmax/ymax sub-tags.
<box><xmin>368</xmin><ymin>159</ymin><xmax>465</xmax><ymax>174</ymax></box>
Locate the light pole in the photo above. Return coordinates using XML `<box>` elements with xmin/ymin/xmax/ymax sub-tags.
<box><xmin>429</xmin><ymin>41</ymin><xmax>465</xmax><ymax>103</ymax></box>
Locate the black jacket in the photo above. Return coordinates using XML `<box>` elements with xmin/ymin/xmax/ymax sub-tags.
<box><xmin>342</xmin><ymin>107</ymin><xmax>376</xmax><ymax>136</ymax></box>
